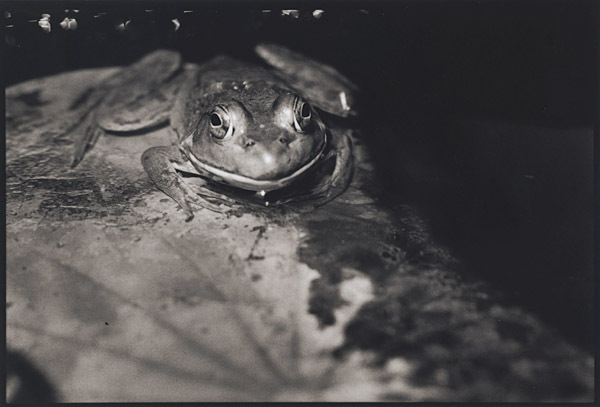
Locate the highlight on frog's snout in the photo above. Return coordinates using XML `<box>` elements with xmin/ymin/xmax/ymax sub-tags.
<box><xmin>261</xmin><ymin>152</ymin><xmax>274</xmax><ymax>166</ymax></box>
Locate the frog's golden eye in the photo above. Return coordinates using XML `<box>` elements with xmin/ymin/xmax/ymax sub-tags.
<box><xmin>209</xmin><ymin>105</ymin><xmax>233</xmax><ymax>139</ymax></box>
<box><xmin>293</xmin><ymin>97</ymin><xmax>312</xmax><ymax>132</ymax></box>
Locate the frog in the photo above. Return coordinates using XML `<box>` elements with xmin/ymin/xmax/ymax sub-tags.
<box><xmin>71</xmin><ymin>43</ymin><xmax>357</xmax><ymax>220</ymax></box>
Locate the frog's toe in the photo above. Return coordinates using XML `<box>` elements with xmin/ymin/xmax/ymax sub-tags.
<box><xmin>165</xmin><ymin>184</ymin><xmax>223</xmax><ymax>220</ymax></box>
<box><xmin>71</xmin><ymin>118</ymin><xmax>105</xmax><ymax>168</ymax></box>
<box><xmin>181</xmin><ymin>202</ymin><xmax>195</xmax><ymax>222</ymax></box>
<box><xmin>183</xmin><ymin>187</ymin><xmax>224</xmax><ymax>214</ymax></box>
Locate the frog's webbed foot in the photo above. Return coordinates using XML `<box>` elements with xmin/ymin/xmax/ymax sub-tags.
<box><xmin>70</xmin><ymin>113</ymin><xmax>105</xmax><ymax>168</ymax></box>
<box><xmin>142</xmin><ymin>146</ymin><xmax>225</xmax><ymax>221</ymax></box>
<box><xmin>255</xmin><ymin>43</ymin><xmax>359</xmax><ymax>118</ymax></box>
<box><xmin>310</xmin><ymin>129</ymin><xmax>354</xmax><ymax>206</ymax></box>
<box><xmin>327</xmin><ymin>129</ymin><xmax>354</xmax><ymax>196</ymax></box>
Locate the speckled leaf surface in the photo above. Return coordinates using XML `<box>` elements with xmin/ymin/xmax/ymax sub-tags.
<box><xmin>6</xmin><ymin>68</ymin><xmax>594</xmax><ymax>402</ymax></box>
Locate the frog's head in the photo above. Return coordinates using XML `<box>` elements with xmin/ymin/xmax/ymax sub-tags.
<box><xmin>182</xmin><ymin>82</ymin><xmax>327</xmax><ymax>192</ymax></box>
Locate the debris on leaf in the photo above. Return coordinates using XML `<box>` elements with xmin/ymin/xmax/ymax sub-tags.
<box><xmin>313</xmin><ymin>9</ymin><xmax>325</xmax><ymax>19</ymax></box>
<box><xmin>281</xmin><ymin>10</ymin><xmax>300</xmax><ymax>18</ymax></box>
<box><xmin>60</xmin><ymin>17</ymin><xmax>78</xmax><ymax>30</ymax></box>
<box><xmin>38</xmin><ymin>15</ymin><xmax>51</xmax><ymax>33</ymax></box>
<box><xmin>116</xmin><ymin>20</ymin><xmax>131</xmax><ymax>31</ymax></box>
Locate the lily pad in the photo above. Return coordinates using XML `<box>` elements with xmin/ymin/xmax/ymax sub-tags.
<box><xmin>6</xmin><ymin>67</ymin><xmax>593</xmax><ymax>402</ymax></box>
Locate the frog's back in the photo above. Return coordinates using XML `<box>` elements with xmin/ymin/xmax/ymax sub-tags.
<box><xmin>194</xmin><ymin>55</ymin><xmax>290</xmax><ymax>98</ymax></box>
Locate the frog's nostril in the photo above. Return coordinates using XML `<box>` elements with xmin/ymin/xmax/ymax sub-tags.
<box><xmin>245</xmin><ymin>140</ymin><xmax>255</xmax><ymax>148</ymax></box>
<box><xmin>279</xmin><ymin>136</ymin><xmax>289</xmax><ymax>145</ymax></box>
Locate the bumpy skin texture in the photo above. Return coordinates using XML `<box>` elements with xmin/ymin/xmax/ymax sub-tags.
<box><xmin>72</xmin><ymin>45</ymin><xmax>357</xmax><ymax>220</ymax></box>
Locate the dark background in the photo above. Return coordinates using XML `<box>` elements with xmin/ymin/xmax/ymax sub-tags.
<box><xmin>3</xmin><ymin>1</ymin><xmax>597</xmax><ymax>351</ymax></box>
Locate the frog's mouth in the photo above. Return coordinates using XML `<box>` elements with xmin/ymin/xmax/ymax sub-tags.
<box><xmin>186</xmin><ymin>133</ymin><xmax>327</xmax><ymax>192</ymax></box>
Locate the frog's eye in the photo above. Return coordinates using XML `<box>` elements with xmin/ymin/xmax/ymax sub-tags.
<box><xmin>293</xmin><ymin>97</ymin><xmax>312</xmax><ymax>132</ymax></box>
<box><xmin>209</xmin><ymin>106</ymin><xmax>233</xmax><ymax>139</ymax></box>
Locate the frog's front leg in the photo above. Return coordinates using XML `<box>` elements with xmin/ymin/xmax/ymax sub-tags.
<box><xmin>320</xmin><ymin>130</ymin><xmax>354</xmax><ymax>203</ymax></box>
<box><xmin>329</xmin><ymin>131</ymin><xmax>354</xmax><ymax>194</ymax></box>
<box><xmin>141</xmin><ymin>145</ymin><xmax>224</xmax><ymax>221</ymax></box>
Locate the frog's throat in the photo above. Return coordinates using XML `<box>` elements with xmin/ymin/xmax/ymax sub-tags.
<box><xmin>185</xmin><ymin>134</ymin><xmax>327</xmax><ymax>192</ymax></box>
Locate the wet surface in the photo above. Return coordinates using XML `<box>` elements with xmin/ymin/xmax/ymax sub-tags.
<box><xmin>5</xmin><ymin>67</ymin><xmax>594</xmax><ymax>402</ymax></box>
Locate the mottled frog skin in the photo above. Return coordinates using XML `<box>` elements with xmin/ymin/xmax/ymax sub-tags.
<box><xmin>72</xmin><ymin>44</ymin><xmax>357</xmax><ymax>220</ymax></box>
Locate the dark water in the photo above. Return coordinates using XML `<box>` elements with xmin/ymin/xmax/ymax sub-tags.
<box><xmin>4</xmin><ymin>2</ymin><xmax>596</xmax><ymax>351</ymax></box>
